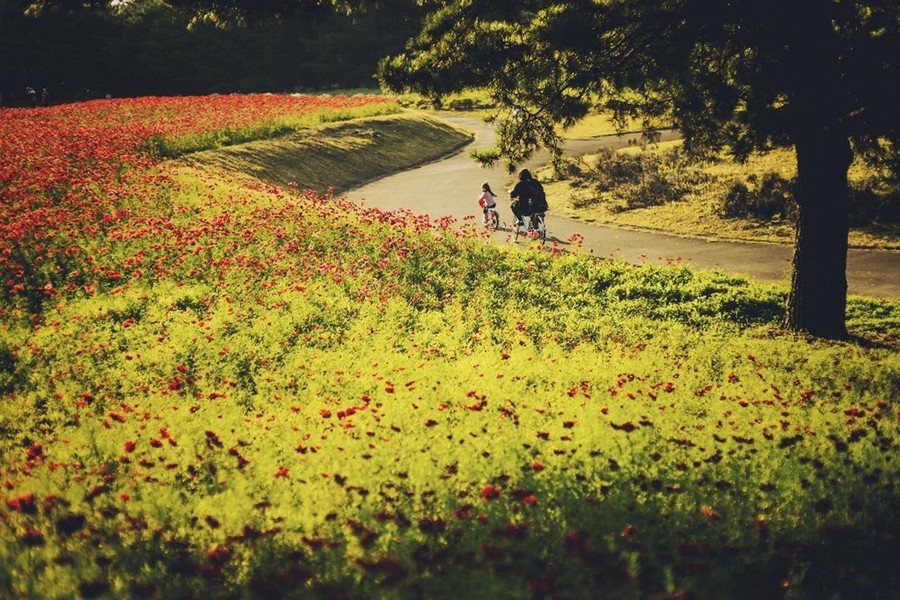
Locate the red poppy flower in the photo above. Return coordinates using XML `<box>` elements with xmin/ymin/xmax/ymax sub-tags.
<box><xmin>480</xmin><ymin>485</ymin><xmax>500</xmax><ymax>500</ymax></box>
<box><xmin>5</xmin><ymin>493</ymin><xmax>37</xmax><ymax>514</ymax></box>
<box><xmin>700</xmin><ymin>505</ymin><xmax>722</xmax><ymax>521</ymax></box>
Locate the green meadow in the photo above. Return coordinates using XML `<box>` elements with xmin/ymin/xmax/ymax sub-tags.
<box><xmin>1</xmin><ymin>104</ymin><xmax>898</xmax><ymax>600</ymax></box>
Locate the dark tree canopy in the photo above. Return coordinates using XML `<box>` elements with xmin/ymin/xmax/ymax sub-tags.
<box><xmin>0</xmin><ymin>0</ymin><xmax>423</xmax><ymax>102</ymax></box>
<box><xmin>381</xmin><ymin>0</ymin><xmax>898</xmax><ymax>167</ymax></box>
<box><xmin>380</xmin><ymin>0</ymin><xmax>900</xmax><ymax>338</ymax></box>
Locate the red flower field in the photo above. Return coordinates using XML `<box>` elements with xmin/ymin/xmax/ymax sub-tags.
<box><xmin>0</xmin><ymin>95</ymin><xmax>898</xmax><ymax>599</ymax></box>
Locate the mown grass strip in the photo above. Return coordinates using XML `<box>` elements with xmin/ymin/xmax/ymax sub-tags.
<box><xmin>181</xmin><ymin>112</ymin><xmax>473</xmax><ymax>194</ymax></box>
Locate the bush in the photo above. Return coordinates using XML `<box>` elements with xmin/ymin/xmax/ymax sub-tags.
<box><xmin>446</xmin><ymin>98</ymin><xmax>474</xmax><ymax>111</ymax></box>
<box><xmin>559</xmin><ymin>147</ymin><xmax>708</xmax><ymax>211</ymax></box>
<box><xmin>848</xmin><ymin>178</ymin><xmax>900</xmax><ymax>226</ymax></box>
<box><xmin>720</xmin><ymin>173</ymin><xmax>796</xmax><ymax>220</ymax></box>
<box><xmin>720</xmin><ymin>171</ymin><xmax>900</xmax><ymax>225</ymax></box>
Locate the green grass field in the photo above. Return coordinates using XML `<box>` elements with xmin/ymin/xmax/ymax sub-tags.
<box><xmin>1</xmin><ymin>99</ymin><xmax>898</xmax><ymax>599</ymax></box>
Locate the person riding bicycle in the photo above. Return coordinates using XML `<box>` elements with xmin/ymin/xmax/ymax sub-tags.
<box><xmin>509</xmin><ymin>168</ymin><xmax>547</xmax><ymax>233</ymax></box>
<box><xmin>477</xmin><ymin>182</ymin><xmax>498</xmax><ymax>226</ymax></box>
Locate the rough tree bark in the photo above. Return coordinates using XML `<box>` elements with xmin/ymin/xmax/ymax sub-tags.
<box><xmin>785</xmin><ymin>126</ymin><xmax>853</xmax><ymax>338</ymax></box>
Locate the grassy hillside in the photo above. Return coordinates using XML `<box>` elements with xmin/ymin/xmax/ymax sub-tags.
<box><xmin>183</xmin><ymin>113</ymin><xmax>473</xmax><ymax>194</ymax></box>
<box><xmin>3</xmin><ymin>165</ymin><xmax>899</xmax><ymax>600</ymax></box>
<box><xmin>1</xmin><ymin>96</ymin><xmax>898</xmax><ymax>600</ymax></box>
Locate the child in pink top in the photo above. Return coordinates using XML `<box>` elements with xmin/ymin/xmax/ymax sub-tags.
<box><xmin>477</xmin><ymin>182</ymin><xmax>498</xmax><ymax>225</ymax></box>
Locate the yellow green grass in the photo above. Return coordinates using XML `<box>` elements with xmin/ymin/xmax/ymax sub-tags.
<box><xmin>396</xmin><ymin>90</ymin><xmax>669</xmax><ymax>136</ymax></box>
<box><xmin>395</xmin><ymin>89</ymin><xmax>499</xmax><ymax>115</ymax></box>
<box><xmin>540</xmin><ymin>140</ymin><xmax>900</xmax><ymax>249</ymax></box>
<box><xmin>559</xmin><ymin>112</ymin><xmax>672</xmax><ymax>139</ymax></box>
<box><xmin>154</xmin><ymin>99</ymin><xmax>405</xmax><ymax>157</ymax></box>
<box><xmin>182</xmin><ymin>112</ymin><xmax>473</xmax><ymax>193</ymax></box>
<box><xmin>1</xmin><ymin>101</ymin><xmax>898</xmax><ymax>599</ymax></box>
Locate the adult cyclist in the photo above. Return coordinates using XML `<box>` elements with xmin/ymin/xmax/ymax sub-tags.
<box><xmin>509</xmin><ymin>168</ymin><xmax>547</xmax><ymax>234</ymax></box>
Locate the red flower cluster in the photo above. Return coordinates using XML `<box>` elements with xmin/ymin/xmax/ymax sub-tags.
<box><xmin>0</xmin><ymin>94</ymin><xmax>395</xmax><ymax>311</ymax></box>
<box><xmin>480</xmin><ymin>485</ymin><xmax>501</xmax><ymax>500</ymax></box>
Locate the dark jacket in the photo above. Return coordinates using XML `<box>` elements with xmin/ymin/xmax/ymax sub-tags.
<box><xmin>510</xmin><ymin>178</ymin><xmax>547</xmax><ymax>214</ymax></box>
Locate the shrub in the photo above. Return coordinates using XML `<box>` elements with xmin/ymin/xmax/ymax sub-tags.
<box><xmin>720</xmin><ymin>171</ymin><xmax>900</xmax><ymax>225</ymax></box>
<box><xmin>559</xmin><ymin>147</ymin><xmax>708</xmax><ymax>211</ymax></box>
<box><xmin>848</xmin><ymin>178</ymin><xmax>900</xmax><ymax>226</ymax></box>
<box><xmin>720</xmin><ymin>173</ymin><xmax>796</xmax><ymax>220</ymax></box>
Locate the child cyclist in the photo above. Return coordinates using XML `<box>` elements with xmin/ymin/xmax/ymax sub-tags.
<box><xmin>477</xmin><ymin>182</ymin><xmax>499</xmax><ymax>226</ymax></box>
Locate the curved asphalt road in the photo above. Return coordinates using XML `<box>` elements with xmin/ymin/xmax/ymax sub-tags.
<box><xmin>345</xmin><ymin>114</ymin><xmax>899</xmax><ymax>299</ymax></box>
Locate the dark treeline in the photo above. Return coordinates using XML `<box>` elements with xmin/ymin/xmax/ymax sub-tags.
<box><xmin>0</xmin><ymin>0</ymin><xmax>422</xmax><ymax>106</ymax></box>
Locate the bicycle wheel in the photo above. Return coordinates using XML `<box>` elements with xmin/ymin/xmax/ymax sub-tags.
<box><xmin>490</xmin><ymin>210</ymin><xmax>500</xmax><ymax>230</ymax></box>
<box><xmin>534</xmin><ymin>215</ymin><xmax>546</xmax><ymax>242</ymax></box>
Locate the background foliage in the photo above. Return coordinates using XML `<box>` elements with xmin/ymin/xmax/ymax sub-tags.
<box><xmin>0</xmin><ymin>0</ymin><xmax>422</xmax><ymax>104</ymax></box>
<box><xmin>544</xmin><ymin>141</ymin><xmax>900</xmax><ymax>248</ymax></box>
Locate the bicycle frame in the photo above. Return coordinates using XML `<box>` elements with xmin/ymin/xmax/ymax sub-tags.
<box><xmin>513</xmin><ymin>212</ymin><xmax>546</xmax><ymax>243</ymax></box>
<box><xmin>484</xmin><ymin>207</ymin><xmax>500</xmax><ymax>229</ymax></box>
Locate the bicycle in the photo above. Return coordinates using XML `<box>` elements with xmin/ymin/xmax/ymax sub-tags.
<box><xmin>485</xmin><ymin>206</ymin><xmax>500</xmax><ymax>230</ymax></box>
<box><xmin>513</xmin><ymin>212</ymin><xmax>546</xmax><ymax>243</ymax></box>
<box><xmin>479</xmin><ymin>197</ymin><xmax>501</xmax><ymax>230</ymax></box>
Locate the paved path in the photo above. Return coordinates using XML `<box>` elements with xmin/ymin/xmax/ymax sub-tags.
<box><xmin>345</xmin><ymin>114</ymin><xmax>899</xmax><ymax>299</ymax></box>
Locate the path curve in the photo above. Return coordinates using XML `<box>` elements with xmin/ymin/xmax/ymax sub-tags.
<box><xmin>345</xmin><ymin>114</ymin><xmax>899</xmax><ymax>299</ymax></box>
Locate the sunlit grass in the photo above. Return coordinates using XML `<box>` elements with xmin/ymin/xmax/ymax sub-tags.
<box><xmin>1</xmin><ymin>96</ymin><xmax>898</xmax><ymax>599</ymax></box>
<box><xmin>559</xmin><ymin>112</ymin><xmax>672</xmax><ymax>139</ymax></box>
<box><xmin>394</xmin><ymin>88</ymin><xmax>498</xmax><ymax>115</ymax></box>
<box><xmin>182</xmin><ymin>113</ymin><xmax>472</xmax><ymax>193</ymax></box>
<box><xmin>541</xmin><ymin>141</ymin><xmax>900</xmax><ymax>249</ymax></box>
<box><xmin>156</xmin><ymin>101</ymin><xmax>404</xmax><ymax>157</ymax></box>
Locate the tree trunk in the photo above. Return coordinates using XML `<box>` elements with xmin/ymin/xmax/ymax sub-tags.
<box><xmin>785</xmin><ymin>128</ymin><xmax>852</xmax><ymax>339</ymax></box>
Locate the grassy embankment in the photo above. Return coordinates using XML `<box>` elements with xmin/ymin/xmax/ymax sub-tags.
<box><xmin>1</xmin><ymin>97</ymin><xmax>898</xmax><ymax>600</ymax></box>
<box><xmin>183</xmin><ymin>111</ymin><xmax>473</xmax><ymax>194</ymax></box>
